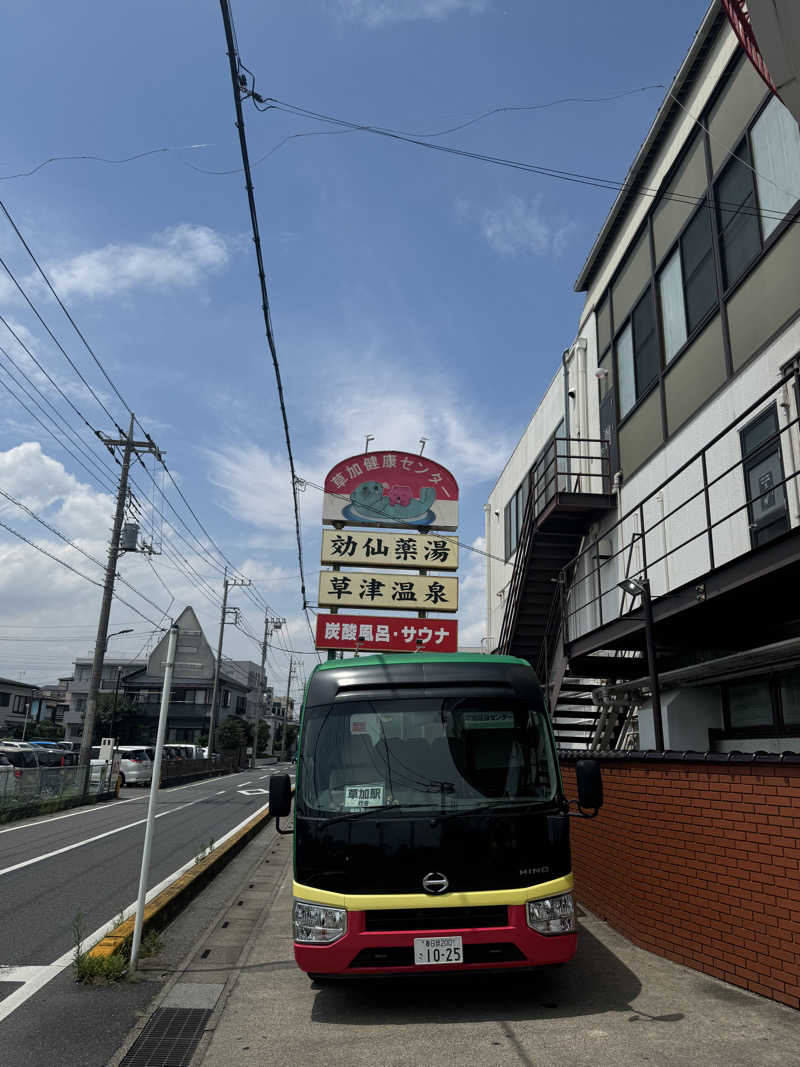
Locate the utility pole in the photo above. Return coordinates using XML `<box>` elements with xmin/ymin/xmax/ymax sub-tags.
<box><xmin>207</xmin><ymin>569</ymin><xmax>251</xmax><ymax>756</ymax></box>
<box><xmin>279</xmin><ymin>656</ymin><xmax>294</xmax><ymax>762</ymax></box>
<box><xmin>252</xmin><ymin>614</ymin><xmax>283</xmax><ymax>769</ymax></box>
<box><xmin>79</xmin><ymin>415</ymin><xmax>162</xmax><ymax>775</ymax></box>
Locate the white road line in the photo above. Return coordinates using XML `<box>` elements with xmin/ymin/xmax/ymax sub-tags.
<box><xmin>0</xmin><ymin>770</ymin><xmax>257</xmax><ymax>836</ymax></box>
<box><xmin>0</xmin><ymin>796</ymin><xmax>205</xmax><ymax>878</ymax></box>
<box><xmin>239</xmin><ymin>781</ymin><xmax>252</xmax><ymax>787</ymax></box>
<box><xmin>215</xmin><ymin>790</ymin><xmax>226</xmax><ymax>795</ymax></box>
<box><xmin>0</xmin><ymin>800</ymin><xmax>271</xmax><ymax>1023</ymax></box>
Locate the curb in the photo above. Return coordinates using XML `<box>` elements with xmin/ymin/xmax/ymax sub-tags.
<box><xmin>89</xmin><ymin>803</ymin><xmax>274</xmax><ymax>959</ymax></box>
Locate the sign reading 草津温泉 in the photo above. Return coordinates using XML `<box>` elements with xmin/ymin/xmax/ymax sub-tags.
<box><xmin>322</xmin><ymin>451</ymin><xmax>458</xmax><ymax>530</ymax></box>
<box><xmin>320</xmin><ymin>529</ymin><xmax>458</xmax><ymax>571</ymax></box>
<box><xmin>318</xmin><ymin>571</ymin><xmax>458</xmax><ymax>612</ymax></box>
<box><xmin>315</xmin><ymin>613</ymin><xmax>458</xmax><ymax>653</ymax></box>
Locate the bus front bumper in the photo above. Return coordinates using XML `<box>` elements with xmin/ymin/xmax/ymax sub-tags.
<box><xmin>294</xmin><ymin>904</ymin><xmax>577</xmax><ymax>976</ymax></box>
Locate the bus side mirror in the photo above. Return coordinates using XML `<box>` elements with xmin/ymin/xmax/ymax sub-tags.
<box><xmin>575</xmin><ymin>759</ymin><xmax>603</xmax><ymax>812</ymax></box>
<box><xmin>269</xmin><ymin>773</ymin><xmax>292</xmax><ymax>819</ymax></box>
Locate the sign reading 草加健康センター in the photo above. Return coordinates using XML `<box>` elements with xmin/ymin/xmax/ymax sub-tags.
<box><xmin>318</xmin><ymin>571</ymin><xmax>458</xmax><ymax>612</ymax></box>
<box><xmin>320</xmin><ymin>529</ymin><xmax>458</xmax><ymax>570</ymax></box>
<box><xmin>322</xmin><ymin>451</ymin><xmax>458</xmax><ymax>530</ymax></box>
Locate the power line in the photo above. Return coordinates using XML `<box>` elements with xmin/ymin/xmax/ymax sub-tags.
<box><xmin>0</xmin><ymin>143</ymin><xmax>213</xmax><ymax>183</ymax></box>
<box><xmin>246</xmin><ymin>97</ymin><xmax>800</xmax><ymax>228</ymax></box>
<box><xmin>218</xmin><ymin>0</ymin><xmax>314</xmax><ymax>656</ymax></box>
<box><xmin>0</xmin><ymin>517</ymin><xmax>165</xmax><ymax>628</ymax></box>
<box><xmin>0</xmin><ymin>485</ymin><xmax>172</xmax><ymax>619</ymax></box>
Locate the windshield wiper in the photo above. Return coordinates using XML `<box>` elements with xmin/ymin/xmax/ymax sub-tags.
<box><xmin>313</xmin><ymin>803</ymin><xmax>433</xmax><ymax>826</ymax></box>
<box><xmin>430</xmin><ymin>798</ymin><xmax>559</xmax><ymax>819</ymax></box>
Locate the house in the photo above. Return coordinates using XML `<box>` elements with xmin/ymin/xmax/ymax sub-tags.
<box><xmin>0</xmin><ymin>677</ymin><xmax>38</xmax><ymax>734</ymax></box>
<box><xmin>120</xmin><ymin>606</ymin><xmax>251</xmax><ymax>745</ymax></box>
<box><xmin>488</xmin><ymin>2</ymin><xmax>800</xmax><ymax>754</ymax></box>
<box><xmin>63</xmin><ymin>658</ymin><xmax>146</xmax><ymax>741</ymax></box>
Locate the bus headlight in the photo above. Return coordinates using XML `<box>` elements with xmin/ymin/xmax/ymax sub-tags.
<box><xmin>526</xmin><ymin>891</ymin><xmax>576</xmax><ymax>935</ymax></box>
<box><xmin>293</xmin><ymin>899</ymin><xmax>347</xmax><ymax>944</ymax></box>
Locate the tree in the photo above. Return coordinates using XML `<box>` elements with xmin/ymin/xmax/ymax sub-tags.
<box><xmin>216</xmin><ymin>715</ymin><xmax>247</xmax><ymax>751</ymax></box>
<box><xmin>94</xmin><ymin>693</ymin><xmax>139</xmax><ymax>745</ymax></box>
<box><xmin>256</xmin><ymin>720</ymin><xmax>270</xmax><ymax>755</ymax></box>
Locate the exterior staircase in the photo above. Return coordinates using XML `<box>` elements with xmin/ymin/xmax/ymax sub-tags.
<box><xmin>496</xmin><ymin>437</ymin><xmax>623</xmax><ymax>751</ymax></box>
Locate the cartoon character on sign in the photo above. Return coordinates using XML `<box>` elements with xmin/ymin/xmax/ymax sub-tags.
<box><xmin>349</xmin><ymin>481</ymin><xmax>436</xmax><ymax>524</ymax></box>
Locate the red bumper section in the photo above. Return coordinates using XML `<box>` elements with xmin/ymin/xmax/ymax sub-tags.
<box><xmin>294</xmin><ymin>904</ymin><xmax>577</xmax><ymax>976</ymax></box>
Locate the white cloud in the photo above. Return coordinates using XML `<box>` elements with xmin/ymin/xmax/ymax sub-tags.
<box><xmin>44</xmin><ymin>224</ymin><xmax>229</xmax><ymax>299</ymax></box>
<box><xmin>336</xmin><ymin>0</ymin><xmax>488</xmax><ymax>27</ymax></box>
<box><xmin>457</xmin><ymin>194</ymin><xmax>579</xmax><ymax>258</ymax></box>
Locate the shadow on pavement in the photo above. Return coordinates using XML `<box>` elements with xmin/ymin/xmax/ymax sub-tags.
<box><xmin>310</xmin><ymin>924</ymin><xmax>682</xmax><ymax>1025</ymax></box>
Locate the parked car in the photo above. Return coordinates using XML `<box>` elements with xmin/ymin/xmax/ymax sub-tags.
<box><xmin>116</xmin><ymin>746</ymin><xmax>156</xmax><ymax>786</ymax></box>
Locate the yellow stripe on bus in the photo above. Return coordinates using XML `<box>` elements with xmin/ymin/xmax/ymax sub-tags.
<box><xmin>292</xmin><ymin>873</ymin><xmax>573</xmax><ymax>910</ymax></box>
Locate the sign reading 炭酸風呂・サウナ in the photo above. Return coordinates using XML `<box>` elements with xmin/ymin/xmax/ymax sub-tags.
<box><xmin>322</xmin><ymin>451</ymin><xmax>458</xmax><ymax>530</ymax></box>
<box><xmin>315</xmin><ymin>614</ymin><xmax>458</xmax><ymax>653</ymax></box>
<box><xmin>320</xmin><ymin>529</ymin><xmax>457</xmax><ymax>570</ymax></box>
<box><xmin>318</xmin><ymin>571</ymin><xmax>458</xmax><ymax>612</ymax></box>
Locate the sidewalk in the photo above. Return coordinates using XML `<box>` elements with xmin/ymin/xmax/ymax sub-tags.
<box><xmin>143</xmin><ymin>834</ymin><xmax>800</xmax><ymax>1067</ymax></box>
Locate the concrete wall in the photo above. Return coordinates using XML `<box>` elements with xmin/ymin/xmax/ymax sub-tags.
<box><xmin>562</xmin><ymin>755</ymin><xmax>800</xmax><ymax>1010</ymax></box>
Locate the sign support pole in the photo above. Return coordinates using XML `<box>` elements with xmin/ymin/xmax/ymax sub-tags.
<box><xmin>130</xmin><ymin>622</ymin><xmax>178</xmax><ymax>972</ymax></box>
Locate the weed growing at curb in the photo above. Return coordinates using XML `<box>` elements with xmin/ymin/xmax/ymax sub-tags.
<box><xmin>73</xmin><ymin>910</ymin><xmax>127</xmax><ymax>985</ymax></box>
<box><xmin>195</xmin><ymin>836</ymin><xmax>215</xmax><ymax>864</ymax></box>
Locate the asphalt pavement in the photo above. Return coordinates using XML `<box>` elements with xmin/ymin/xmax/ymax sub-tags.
<box><xmin>0</xmin><ymin>764</ymin><xmax>290</xmax><ymax>1064</ymax></box>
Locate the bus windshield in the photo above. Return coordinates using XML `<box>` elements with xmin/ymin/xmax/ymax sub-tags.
<box><xmin>298</xmin><ymin>696</ymin><xmax>558</xmax><ymax>816</ymax></box>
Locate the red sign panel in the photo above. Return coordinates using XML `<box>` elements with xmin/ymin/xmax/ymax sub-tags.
<box><xmin>315</xmin><ymin>613</ymin><xmax>458</xmax><ymax>653</ymax></box>
<box><xmin>322</xmin><ymin>450</ymin><xmax>459</xmax><ymax>530</ymax></box>
<box><xmin>721</xmin><ymin>0</ymin><xmax>779</xmax><ymax>97</ymax></box>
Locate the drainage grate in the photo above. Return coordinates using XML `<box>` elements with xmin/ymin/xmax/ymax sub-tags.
<box><xmin>120</xmin><ymin>1008</ymin><xmax>211</xmax><ymax>1067</ymax></box>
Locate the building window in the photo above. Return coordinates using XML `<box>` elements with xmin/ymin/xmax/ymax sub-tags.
<box><xmin>503</xmin><ymin>474</ymin><xmax>530</xmax><ymax>560</ymax></box>
<box><xmin>222</xmin><ymin>690</ymin><xmax>231</xmax><ymax>708</ymax></box>
<box><xmin>12</xmin><ymin>694</ymin><xmax>26</xmax><ymax>714</ymax></box>
<box><xmin>728</xmin><ymin>679</ymin><xmax>772</xmax><ymax>728</ymax></box>
<box><xmin>680</xmin><ymin>204</ymin><xmax>717</xmax><ymax>333</ymax></box>
<box><xmin>715</xmin><ymin>140</ymin><xmax>762</xmax><ymax>289</ymax></box>
<box><xmin>658</xmin><ymin>249</ymin><xmax>687</xmax><ymax>363</ymax></box>
<box><xmin>750</xmin><ymin>96</ymin><xmax>800</xmax><ymax>240</ymax></box>
<box><xmin>740</xmin><ymin>405</ymin><xmax>789</xmax><ymax>548</ymax></box>
<box><xmin>616</xmin><ymin>289</ymin><xmax>659</xmax><ymax>420</ymax></box>
<box><xmin>0</xmin><ymin>692</ymin><xmax>9</xmax><ymax>707</ymax></box>
<box><xmin>631</xmin><ymin>289</ymin><xmax>659</xmax><ymax>397</ymax></box>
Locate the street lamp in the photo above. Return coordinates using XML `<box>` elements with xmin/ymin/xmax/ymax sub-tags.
<box><xmin>617</xmin><ymin>577</ymin><xmax>664</xmax><ymax>752</ymax></box>
<box><xmin>104</xmin><ymin>628</ymin><xmax>133</xmax><ymax>652</ymax></box>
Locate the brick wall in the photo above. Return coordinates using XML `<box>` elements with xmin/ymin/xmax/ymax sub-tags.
<box><xmin>561</xmin><ymin>757</ymin><xmax>800</xmax><ymax>1010</ymax></box>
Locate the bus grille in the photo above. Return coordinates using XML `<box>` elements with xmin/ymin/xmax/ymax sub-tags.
<box><xmin>349</xmin><ymin>943</ymin><xmax>525</xmax><ymax>968</ymax></box>
<box><xmin>364</xmin><ymin>906</ymin><xmax>508</xmax><ymax>932</ymax></box>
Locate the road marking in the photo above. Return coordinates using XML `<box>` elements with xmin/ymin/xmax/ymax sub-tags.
<box><xmin>0</xmin><ymin>796</ymin><xmax>205</xmax><ymax>878</ymax></box>
<box><xmin>215</xmin><ymin>790</ymin><xmax>226</xmax><ymax>795</ymax></box>
<box><xmin>238</xmin><ymin>788</ymin><xmax>268</xmax><ymax>796</ymax></box>
<box><xmin>0</xmin><ymin>769</ymin><xmax>260</xmax><ymax>836</ymax></box>
<box><xmin>0</xmin><ymin>800</ymin><xmax>271</xmax><ymax>1023</ymax></box>
<box><xmin>0</xmin><ymin>965</ymin><xmax>50</xmax><ymax>983</ymax></box>
<box><xmin>239</xmin><ymin>781</ymin><xmax>252</xmax><ymax>787</ymax></box>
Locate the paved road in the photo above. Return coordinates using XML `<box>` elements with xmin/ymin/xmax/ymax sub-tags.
<box><xmin>0</xmin><ymin>765</ymin><xmax>289</xmax><ymax>1033</ymax></box>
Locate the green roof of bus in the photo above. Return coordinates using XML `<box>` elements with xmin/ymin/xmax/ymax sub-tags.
<box><xmin>313</xmin><ymin>652</ymin><xmax>531</xmax><ymax>673</ymax></box>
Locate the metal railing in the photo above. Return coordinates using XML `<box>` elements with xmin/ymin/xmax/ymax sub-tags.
<box><xmin>0</xmin><ymin>763</ymin><xmax>116</xmax><ymax>814</ymax></box>
<box><xmin>498</xmin><ymin>436</ymin><xmax>610</xmax><ymax>658</ymax></box>
<box><xmin>561</xmin><ymin>362</ymin><xmax>800</xmax><ymax>644</ymax></box>
<box><xmin>530</xmin><ymin>436</ymin><xmax>611</xmax><ymax>518</ymax></box>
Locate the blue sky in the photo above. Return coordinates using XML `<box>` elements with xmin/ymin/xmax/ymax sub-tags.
<box><xmin>0</xmin><ymin>0</ymin><xmax>710</xmax><ymax>691</ymax></box>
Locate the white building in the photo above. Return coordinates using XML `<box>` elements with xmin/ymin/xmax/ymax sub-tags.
<box><xmin>487</xmin><ymin>2</ymin><xmax>800</xmax><ymax>754</ymax></box>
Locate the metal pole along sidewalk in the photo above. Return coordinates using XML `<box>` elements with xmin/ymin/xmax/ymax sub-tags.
<box><xmin>130</xmin><ymin>622</ymin><xmax>178</xmax><ymax>971</ymax></box>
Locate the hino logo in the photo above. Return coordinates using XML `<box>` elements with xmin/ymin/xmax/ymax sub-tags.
<box><xmin>422</xmin><ymin>872</ymin><xmax>449</xmax><ymax>894</ymax></box>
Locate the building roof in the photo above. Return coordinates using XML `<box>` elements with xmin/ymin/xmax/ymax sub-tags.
<box><xmin>0</xmin><ymin>677</ymin><xmax>38</xmax><ymax>691</ymax></box>
<box><xmin>574</xmin><ymin>2</ymin><xmax>726</xmax><ymax>293</ymax></box>
<box><xmin>122</xmin><ymin>668</ymin><xmax>249</xmax><ymax>692</ymax></box>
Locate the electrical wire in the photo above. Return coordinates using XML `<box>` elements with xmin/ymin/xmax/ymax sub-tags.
<box><xmin>218</xmin><ymin>0</ymin><xmax>316</xmax><ymax>659</ymax></box>
<box><xmin>0</xmin><ymin>144</ymin><xmax>214</xmax><ymax>183</ymax></box>
<box><xmin>249</xmin><ymin>97</ymin><xmax>800</xmax><ymax>228</ymax></box>
<box><xmin>0</xmin><ymin>517</ymin><xmax>165</xmax><ymax>628</ymax></box>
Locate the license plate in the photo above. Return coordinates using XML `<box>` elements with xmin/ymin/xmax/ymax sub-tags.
<box><xmin>413</xmin><ymin>935</ymin><xmax>464</xmax><ymax>966</ymax></box>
